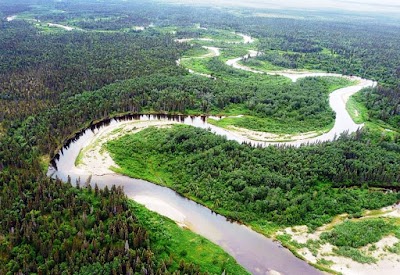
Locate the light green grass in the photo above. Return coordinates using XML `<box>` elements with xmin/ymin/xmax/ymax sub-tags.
<box><xmin>180</xmin><ymin>58</ymin><xmax>213</xmax><ymax>75</ymax></box>
<box><xmin>239</xmin><ymin>58</ymin><xmax>284</xmax><ymax>71</ymax></box>
<box><xmin>182</xmin><ymin>47</ymin><xmax>210</xmax><ymax>58</ymax></box>
<box><xmin>346</xmin><ymin>93</ymin><xmax>369</xmax><ymax>124</ymax></box>
<box><xmin>333</xmin><ymin>246</ymin><xmax>377</xmax><ymax>263</ymax></box>
<box><xmin>346</xmin><ymin>92</ymin><xmax>400</xmax><ymax>140</ymax></box>
<box><xmin>129</xmin><ymin>200</ymin><xmax>248</xmax><ymax>274</ymax></box>
<box><xmin>208</xmin><ymin>115</ymin><xmax>333</xmax><ymax>136</ymax></box>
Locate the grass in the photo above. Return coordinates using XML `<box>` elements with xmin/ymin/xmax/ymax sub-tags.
<box><xmin>208</xmin><ymin>115</ymin><xmax>333</xmax><ymax>136</ymax></box>
<box><xmin>182</xmin><ymin>47</ymin><xmax>210</xmax><ymax>58</ymax></box>
<box><xmin>247</xmin><ymin>220</ymin><xmax>279</xmax><ymax>237</ymax></box>
<box><xmin>346</xmin><ymin>91</ymin><xmax>400</xmax><ymax>140</ymax></box>
<box><xmin>209</xmin><ymin>103</ymin><xmax>249</xmax><ymax>116</ymax></box>
<box><xmin>388</xmin><ymin>242</ymin><xmax>400</xmax><ymax>255</ymax></box>
<box><xmin>346</xmin><ymin>93</ymin><xmax>369</xmax><ymax>124</ymax></box>
<box><xmin>239</xmin><ymin>58</ymin><xmax>284</xmax><ymax>71</ymax></box>
<box><xmin>316</xmin><ymin>258</ymin><xmax>334</xmax><ymax>267</ymax></box>
<box><xmin>180</xmin><ymin>58</ymin><xmax>213</xmax><ymax>75</ymax></box>
<box><xmin>129</xmin><ymin>200</ymin><xmax>248</xmax><ymax>274</ymax></box>
<box><xmin>324</xmin><ymin>77</ymin><xmax>357</xmax><ymax>92</ymax></box>
<box><xmin>333</xmin><ymin>246</ymin><xmax>378</xmax><ymax>264</ymax></box>
<box><xmin>75</xmin><ymin>148</ymin><xmax>85</xmax><ymax>166</ymax></box>
<box><xmin>333</xmin><ymin>246</ymin><xmax>377</xmax><ymax>263</ymax></box>
<box><xmin>108</xmin><ymin>139</ymin><xmax>175</xmax><ymax>188</ymax></box>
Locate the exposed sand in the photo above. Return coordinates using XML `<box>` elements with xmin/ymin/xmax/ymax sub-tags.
<box><xmin>277</xmin><ymin>204</ymin><xmax>400</xmax><ymax>275</ymax></box>
<box><xmin>225</xmin><ymin>125</ymin><xmax>320</xmax><ymax>142</ymax></box>
<box><xmin>133</xmin><ymin>195</ymin><xmax>189</xmax><ymax>227</ymax></box>
<box><xmin>74</xmin><ymin>119</ymin><xmax>193</xmax><ymax>227</ymax></box>
<box><xmin>76</xmin><ymin>120</ymin><xmax>179</xmax><ymax>176</ymax></box>
<box><xmin>48</xmin><ymin>23</ymin><xmax>75</xmax><ymax>31</ymax></box>
<box><xmin>236</xmin><ymin>33</ymin><xmax>255</xmax><ymax>44</ymax></box>
<box><xmin>6</xmin><ymin>15</ymin><xmax>17</xmax><ymax>22</ymax></box>
<box><xmin>175</xmin><ymin>37</ymin><xmax>214</xmax><ymax>43</ymax></box>
<box><xmin>177</xmin><ymin>45</ymin><xmax>220</xmax><ymax>78</ymax></box>
<box><xmin>203</xmin><ymin>46</ymin><xmax>221</xmax><ymax>57</ymax></box>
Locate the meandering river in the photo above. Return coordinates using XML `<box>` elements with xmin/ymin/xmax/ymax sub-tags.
<box><xmin>48</xmin><ymin>115</ymin><xmax>322</xmax><ymax>275</ymax></box>
<box><xmin>48</xmin><ymin>32</ymin><xmax>377</xmax><ymax>274</ymax></box>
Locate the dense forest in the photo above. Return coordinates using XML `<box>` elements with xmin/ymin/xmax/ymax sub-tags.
<box><xmin>106</xmin><ymin>125</ymin><xmax>400</xmax><ymax>229</ymax></box>
<box><xmin>1</xmin><ymin>0</ymin><xmax>400</xmax><ymax>273</ymax></box>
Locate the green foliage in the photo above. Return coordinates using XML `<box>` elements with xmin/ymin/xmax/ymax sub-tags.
<box><xmin>316</xmin><ymin>258</ymin><xmax>334</xmax><ymax>267</ymax></box>
<box><xmin>333</xmin><ymin>247</ymin><xmax>377</xmax><ymax>263</ymax></box>
<box><xmin>388</xmin><ymin>242</ymin><xmax>400</xmax><ymax>255</ymax></box>
<box><xmin>129</xmin><ymin>201</ymin><xmax>248</xmax><ymax>274</ymax></box>
<box><xmin>1</xmin><ymin>1</ymin><xmax>400</xmax><ymax>274</ymax></box>
<box><xmin>354</xmin><ymin>87</ymin><xmax>400</xmax><ymax>130</ymax></box>
<box><xmin>346</xmin><ymin>92</ymin><xmax>370</xmax><ymax>124</ymax></box>
<box><xmin>106</xmin><ymin>126</ymin><xmax>399</xmax><ymax>230</ymax></box>
<box><xmin>0</xmin><ymin>173</ymin><xmax>245</xmax><ymax>274</ymax></box>
<box><xmin>321</xmin><ymin>219</ymin><xmax>395</xmax><ymax>248</ymax></box>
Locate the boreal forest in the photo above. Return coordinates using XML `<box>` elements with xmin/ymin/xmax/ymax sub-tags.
<box><xmin>0</xmin><ymin>0</ymin><xmax>400</xmax><ymax>274</ymax></box>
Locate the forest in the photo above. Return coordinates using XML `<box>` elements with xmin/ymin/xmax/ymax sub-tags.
<box><xmin>0</xmin><ymin>0</ymin><xmax>400</xmax><ymax>273</ymax></box>
<box><xmin>106</xmin><ymin>125</ymin><xmax>400</xmax><ymax>229</ymax></box>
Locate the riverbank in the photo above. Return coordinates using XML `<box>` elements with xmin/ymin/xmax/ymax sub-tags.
<box><xmin>276</xmin><ymin>205</ymin><xmax>400</xmax><ymax>275</ymax></box>
<box><xmin>74</xmin><ymin>119</ymin><xmax>179</xmax><ymax>176</ymax></box>
<box><xmin>68</xmin><ymin>117</ymin><xmax>398</xmax><ymax>274</ymax></box>
<box><xmin>47</xmin><ymin>23</ymin><xmax>75</xmax><ymax>31</ymax></box>
<box><xmin>177</xmin><ymin>31</ymin><xmax>376</xmax><ymax>143</ymax></box>
<box><xmin>59</xmin><ymin>118</ymin><xmax>322</xmax><ymax>274</ymax></box>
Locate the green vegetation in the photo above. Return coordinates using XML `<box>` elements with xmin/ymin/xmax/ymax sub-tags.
<box><xmin>0</xmin><ymin>177</ymin><xmax>245</xmax><ymax>274</ymax></box>
<box><xmin>321</xmin><ymin>219</ymin><xmax>394</xmax><ymax>248</ymax></box>
<box><xmin>239</xmin><ymin>58</ymin><xmax>284</xmax><ymax>71</ymax></box>
<box><xmin>388</xmin><ymin>242</ymin><xmax>400</xmax><ymax>255</ymax></box>
<box><xmin>346</xmin><ymin>92</ymin><xmax>370</xmax><ymax>124</ymax></box>
<box><xmin>333</xmin><ymin>246</ymin><xmax>377</xmax><ymax>264</ymax></box>
<box><xmin>106</xmin><ymin>125</ymin><xmax>399</xmax><ymax>232</ymax></box>
<box><xmin>177</xmin><ymin>28</ymin><xmax>356</xmax><ymax>134</ymax></box>
<box><xmin>182</xmin><ymin>46</ymin><xmax>210</xmax><ymax>58</ymax></box>
<box><xmin>353</xmin><ymin>87</ymin><xmax>400</xmax><ymax>130</ymax></box>
<box><xmin>316</xmin><ymin>258</ymin><xmax>334</xmax><ymax>267</ymax></box>
<box><xmin>208</xmin><ymin>114</ymin><xmax>332</xmax><ymax>135</ymax></box>
<box><xmin>1</xmin><ymin>0</ymin><xmax>400</xmax><ymax>273</ymax></box>
<box><xmin>130</xmin><ymin>201</ymin><xmax>248</xmax><ymax>274</ymax></box>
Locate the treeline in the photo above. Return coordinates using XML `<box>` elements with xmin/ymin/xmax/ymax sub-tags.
<box><xmin>356</xmin><ymin>86</ymin><xmax>400</xmax><ymax>129</ymax></box>
<box><xmin>106</xmin><ymin>126</ymin><xmax>400</xmax><ymax>228</ymax></box>
<box><xmin>0</xmin><ymin>0</ymin><xmax>399</xmax><ymax>273</ymax></box>
<box><xmin>214</xmin><ymin>15</ymin><xmax>400</xmax><ymax>87</ymax></box>
<box><xmin>0</xmin><ymin>169</ymin><xmax>212</xmax><ymax>274</ymax></box>
<box><xmin>0</xmin><ymin>72</ymin><xmax>354</xmax><ymax>167</ymax></box>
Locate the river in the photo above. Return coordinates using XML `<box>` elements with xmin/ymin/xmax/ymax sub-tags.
<box><xmin>48</xmin><ymin>115</ymin><xmax>322</xmax><ymax>275</ymax></box>
<box><xmin>48</xmin><ymin>32</ymin><xmax>376</xmax><ymax>274</ymax></box>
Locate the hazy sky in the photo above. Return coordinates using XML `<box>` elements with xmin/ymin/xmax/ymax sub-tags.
<box><xmin>166</xmin><ymin>0</ymin><xmax>400</xmax><ymax>14</ymax></box>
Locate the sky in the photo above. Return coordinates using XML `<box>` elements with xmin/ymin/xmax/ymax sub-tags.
<box><xmin>165</xmin><ymin>0</ymin><xmax>400</xmax><ymax>14</ymax></box>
